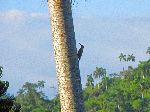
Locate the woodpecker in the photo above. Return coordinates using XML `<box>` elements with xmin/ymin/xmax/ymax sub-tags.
<box><xmin>77</xmin><ymin>43</ymin><xmax>84</xmax><ymax>61</ymax></box>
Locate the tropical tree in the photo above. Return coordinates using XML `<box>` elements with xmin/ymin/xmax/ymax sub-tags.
<box><xmin>109</xmin><ymin>73</ymin><xmax>119</xmax><ymax>77</ymax></box>
<box><xmin>47</xmin><ymin>0</ymin><xmax>84</xmax><ymax>111</ymax></box>
<box><xmin>49</xmin><ymin>57</ymin><xmax>150</xmax><ymax>111</ymax></box>
<box><xmin>0</xmin><ymin>66</ymin><xmax>3</xmax><ymax>76</ymax></box>
<box><xmin>119</xmin><ymin>53</ymin><xmax>126</xmax><ymax>62</ymax></box>
<box><xmin>127</xmin><ymin>54</ymin><xmax>135</xmax><ymax>62</ymax></box>
<box><xmin>119</xmin><ymin>53</ymin><xmax>135</xmax><ymax>78</ymax></box>
<box><xmin>119</xmin><ymin>53</ymin><xmax>127</xmax><ymax>71</ymax></box>
<box><xmin>16</xmin><ymin>81</ymin><xmax>50</xmax><ymax>112</ymax></box>
<box><xmin>86</xmin><ymin>74</ymin><xmax>94</xmax><ymax>87</ymax></box>
<box><xmin>146</xmin><ymin>47</ymin><xmax>150</xmax><ymax>55</ymax></box>
<box><xmin>93</xmin><ymin>67</ymin><xmax>105</xmax><ymax>79</ymax></box>
<box><xmin>93</xmin><ymin>67</ymin><xmax>103</xmax><ymax>87</ymax></box>
<box><xmin>0</xmin><ymin>66</ymin><xmax>20</xmax><ymax>112</ymax></box>
<box><xmin>146</xmin><ymin>47</ymin><xmax>150</xmax><ymax>59</ymax></box>
<box><xmin>93</xmin><ymin>67</ymin><xmax>108</xmax><ymax>90</ymax></box>
<box><xmin>100</xmin><ymin>68</ymin><xmax>108</xmax><ymax>90</ymax></box>
<box><xmin>138</xmin><ymin>60</ymin><xmax>150</xmax><ymax>79</ymax></box>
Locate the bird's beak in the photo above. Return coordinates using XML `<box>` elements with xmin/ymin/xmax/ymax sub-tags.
<box><xmin>79</xmin><ymin>43</ymin><xmax>82</xmax><ymax>45</ymax></box>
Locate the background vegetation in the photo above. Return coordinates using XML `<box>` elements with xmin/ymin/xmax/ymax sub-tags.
<box><xmin>1</xmin><ymin>48</ymin><xmax>150</xmax><ymax>111</ymax></box>
<box><xmin>0</xmin><ymin>66</ymin><xmax>20</xmax><ymax>112</ymax></box>
<box><xmin>11</xmin><ymin>47</ymin><xmax>150</xmax><ymax>112</ymax></box>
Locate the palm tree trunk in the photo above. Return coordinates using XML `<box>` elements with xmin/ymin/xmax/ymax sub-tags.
<box><xmin>47</xmin><ymin>0</ymin><xmax>85</xmax><ymax>112</ymax></box>
<box><xmin>105</xmin><ymin>81</ymin><xmax>107</xmax><ymax>91</ymax></box>
<box><xmin>141</xmin><ymin>92</ymin><xmax>144</xmax><ymax>99</ymax></box>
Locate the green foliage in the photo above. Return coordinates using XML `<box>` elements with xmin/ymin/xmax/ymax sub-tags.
<box><xmin>16</xmin><ymin>81</ymin><xmax>51</xmax><ymax>112</ymax></box>
<box><xmin>14</xmin><ymin>49</ymin><xmax>150</xmax><ymax>112</ymax></box>
<box><xmin>86</xmin><ymin>74</ymin><xmax>94</xmax><ymax>87</ymax></box>
<box><xmin>48</xmin><ymin>59</ymin><xmax>150</xmax><ymax>112</ymax></box>
<box><xmin>132</xmin><ymin>99</ymin><xmax>141</xmax><ymax>109</ymax></box>
<box><xmin>48</xmin><ymin>95</ymin><xmax>60</xmax><ymax>112</ymax></box>
<box><xmin>93</xmin><ymin>67</ymin><xmax>106</xmax><ymax>79</ymax></box>
<box><xmin>119</xmin><ymin>53</ymin><xmax>126</xmax><ymax>61</ymax></box>
<box><xmin>146</xmin><ymin>47</ymin><xmax>150</xmax><ymax>55</ymax></box>
<box><xmin>119</xmin><ymin>53</ymin><xmax>135</xmax><ymax>62</ymax></box>
<box><xmin>0</xmin><ymin>66</ymin><xmax>20</xmax><ymax>112</ymax></box>
<box><xmin>127</xmin><ymin>54</ymin><xmax>135</xmax><ymax>62</ymax></box>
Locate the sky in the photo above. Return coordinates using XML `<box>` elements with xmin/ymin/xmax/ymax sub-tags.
<box><xmin>0</xmin><ymin>0</ymin><xmax>150</xmax><ymax>99</ymax></box>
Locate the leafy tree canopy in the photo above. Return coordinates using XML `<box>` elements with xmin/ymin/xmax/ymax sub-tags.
<box><xmin>16</xmin><ymin>81</ymin><xmax>51</xmax><ymax>112</ymax></box>
<box><xmin>0</xmin><ymin>66</ymin><xmax>20</xmax><ymax>112</ymax></box>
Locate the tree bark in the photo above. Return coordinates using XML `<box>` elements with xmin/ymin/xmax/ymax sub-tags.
<box><xmin>47</xmin><ymin>0</ymin><xmax>85</xmax><ymax>112</ymax></box>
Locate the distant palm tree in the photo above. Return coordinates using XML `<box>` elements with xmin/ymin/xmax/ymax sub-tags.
<box><xmin>93</xmin><ymin>67</ymin><xmax>105</xmax><ymax>79</ymax></box>
<box><xmin>93</xmin><ymin>67</ymin><xmax>107</xmax><ymax>89</ymax></box>
<box><xmin>127</xmin><ymin>54</ymin><xmax>135</xmax><ymax>62</ymax></box>
<box><xmin>146</xmin><ymin>47</ymin><xmax>150</xmax><ymax>55</ymax></box>
<box><xmin>128</xmin><ymin>66</ymin><xmax>133</xmax><ymax>70</ymax></box>
<box><xmin>100</xmin><ymin>68</ymin><xmax>108</xmax><ymax>90</ymax></box>
<box><xmin>119</xmin><ymin>53</ymin><xmax>126</xmax><ymax>61</ymax></box>
<box><xmin>119</xmin><ymin>53</ymin><xmax>135</xmax><ymax>72</ymax></box>
<box><xmin>109</xmin><ymin>73</ymin><xmax>119</xmax><ymax>77</ymax></box>
<box><xmin>0</xmin><ymin>66</ymin><xmax>3</xmax><ymax>77</ymax></box>
<box><xmin>131</xmin><ymin>54</ymin><xmax>135</xmax><ymax>62</ymax></box>
<box><xmin>127</xmin><ymin>55</ymin><xmax>131</xmax><ymax>62</ymax></box>
<box><xmin>93</xmin><ymin>67</ymin><xmax>100</xmax><ymax>79</ymax></box>
<box><xmin>119</xmin><ymin>53</ymin><xmax>127</xmax><ymax>71</ymax></box>
<box><xmin>86</xmin><ymin>74</ymin><xmax>94</xmax><ymax>87</ymax></box>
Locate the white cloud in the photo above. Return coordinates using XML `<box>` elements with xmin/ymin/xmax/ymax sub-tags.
<box><xmin>0</xmin><ymin>9</ymin><xmax>26</xmax><ymax>23</ymax></box>
<box><xmin>30</xmin><ymin>12</ymin><xmax>48</xmax><ymax>19</ymax></box>
<box><xmin>0</xmin><ymin>9</ymin><xmax>48</xmax><ymax>24</ymax></box>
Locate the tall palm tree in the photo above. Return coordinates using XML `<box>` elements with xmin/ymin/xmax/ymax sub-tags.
<box><xmin>131</xmin><ymin>54</ymin><xmax>135</xmax><ymax>62</ymax></box>
<box><xmin>93</xmin><ymin>67</ymin><xmax>107</xmax><ymax>90</ymax></box>
<box><xmin>119</xmin><ymin>53</ymin><xmax>126</xmax><ymax>62</ymax></box>
<box><xmin>100</xmin><ymin>68</ymin><xmax>108</xmax><ymax>90</ymax></box>
<box><xmin>119</xmin><ymin>53</ymin><xmax>127</xmax><ymax>73</ymax></box>
<box><xmin>86</xmin><ymin>74</ymin><xmax>94</xmax><ymax>87</ymax></box>
<box><xmin>127</xmin><ymin>54</ymin><xmax>135</xmax><ymax>62</ymax></box>
<box><xmin>127</xmin><ymin>55</ymin><xmax>131</xmax><ymax>62</ymax></box>
<box><xmin>47</xmin><ymin>0</ymin><xmax>85</xmax><ymax>112</ymax></box>
<box><xmin>93</xmin><ymin>67</ymin><xmax>103</xmax><ymax>79</ymax></box>
<box><xmin>0</xmin><ymin>66</ymin><xmax>3</xmax><ymax>77</ymax></box>
<box><xmin>93</xmin><ymin>67</ymin><xmax>107</xmax><ymax>79</ymax></box>
<box><xmin>146</xmin><ymin>47</ymin><xmax>150</xmax><ymax>56</ymax></box>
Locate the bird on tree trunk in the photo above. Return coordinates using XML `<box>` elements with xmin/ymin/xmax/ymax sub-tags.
<box><xmin>77</xmin><ymin>43</ymin><xmax>84</xmax><ymax>61</ymax></box>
